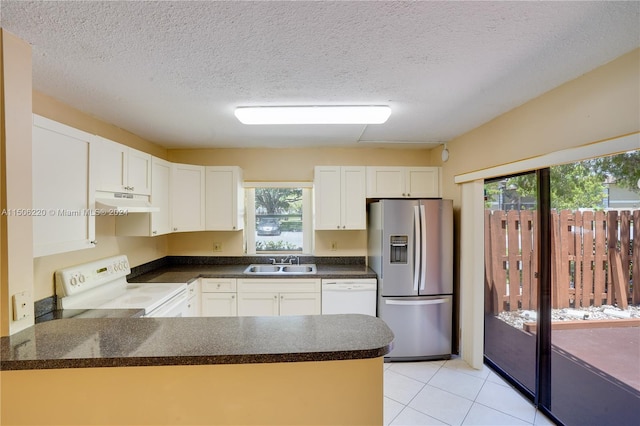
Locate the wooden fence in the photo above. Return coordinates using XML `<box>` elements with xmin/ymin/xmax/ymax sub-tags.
<box><xmin>485</xmin><ymin>209</ymin><xmax>639</xmax><ymax>314</ymax></box>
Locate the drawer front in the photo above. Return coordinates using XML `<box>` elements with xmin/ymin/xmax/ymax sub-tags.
<box><xmin>201</xmin><ymin>278</ymin><xmax>237</xmax><ymax>292</ymax></box>
<box><xmin>237</xmin><ymin>278</ymin><xmax>321</xmax><ymax>293</ymax></box>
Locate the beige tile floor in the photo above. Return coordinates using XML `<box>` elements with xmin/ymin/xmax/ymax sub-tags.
<box><xmin>383</xmin><ymin>357</ymin><xmax>555</xmax><ymax>425</ymax></box>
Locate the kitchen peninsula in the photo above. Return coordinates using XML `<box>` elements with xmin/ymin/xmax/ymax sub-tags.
<box><xmin>1</xmin><ymin>314</ymin><xmax>393</xmax><ymax>425</ymax></box>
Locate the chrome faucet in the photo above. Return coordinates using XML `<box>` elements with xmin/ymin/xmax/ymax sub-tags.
<box><xmin>271</xmin><ymin>255</ymin><xmax>299</xmax><ymax>265</ymax></box>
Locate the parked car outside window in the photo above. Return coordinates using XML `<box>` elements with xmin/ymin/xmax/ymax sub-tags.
<box><xmin>257</xmin><ymin>218</ymin><xmax>281</xmax><ymax>236</ymax></box>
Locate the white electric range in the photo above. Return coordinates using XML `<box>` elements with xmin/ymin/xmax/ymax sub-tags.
<box><xmin>55</xmin><ymin>255</ymin><xmax>187</xmax><ymax>317</ymax></box>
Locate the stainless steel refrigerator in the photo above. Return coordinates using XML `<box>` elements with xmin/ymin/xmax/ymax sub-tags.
<box><xmin>368</xmin><ymin>199</ymin><xmax>453</xmax><ymax>361</ymax></box>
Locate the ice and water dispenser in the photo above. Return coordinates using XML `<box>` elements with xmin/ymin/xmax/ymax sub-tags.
<box><xmin>389</xmin><ymin>235</ymin><xmax>408</xmax><ymax>264</ymax></box>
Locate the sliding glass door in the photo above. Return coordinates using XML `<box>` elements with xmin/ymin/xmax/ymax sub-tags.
<box><xmin>548</xmin><ymin>153</ymin><xmax>640</xmax><ymax>425</ymax></box>
<box><xmin>483</xmin><ymin>172</ymin><xmax>539</xmax><ymax>397</ymax></box>
<box><xmin>484</xmin><ymin>151</ymin><xmax>640</xmax><ymax>425</ymax></box>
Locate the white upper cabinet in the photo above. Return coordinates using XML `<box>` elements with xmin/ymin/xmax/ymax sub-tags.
<box><xmin>366</xmin><ymin>166</ymin><xmax>441</xmax><ymax>198</ymax></box>
<box><xmin>32</xmin><ymin>115</ymin><xmax>96</xmax><ymax>257</ymax></box>
<box><xmin>115</xmin><ymin>156</ymin><xmax>171</xmax><ymax>237</ymax></box>
<box><xmin>171</xmin><ymin>163</ymin><xmax>205</xmax><ymax>232</ymax></box>
<box><xmin>205</xmin><ymin>166</ymin><xmax>244</xmax><ymax>231</ymax></box>
<box><xmin>314</xmin><ymin>166</ymin><xmax>366</xmax><ymax>230</ymax></box>
<box><xmin>150</xmin><ymin>157</ymin><xmax>172</xmax><ymax>235</ymax></box>
<box><xmin>92</xmin><ymin>136</ymin><xmax>151</xmax><ymax>195</ymax></box>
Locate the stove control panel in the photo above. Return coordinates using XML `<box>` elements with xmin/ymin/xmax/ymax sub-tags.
<box><xmin>55</xmin><ymin>255</ymin><xmax>131</xmax><ymax>297</ymax></box>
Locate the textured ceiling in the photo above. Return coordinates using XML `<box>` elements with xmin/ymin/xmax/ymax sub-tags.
<box><xmin>1</xmin><ymin>1</ymin><xmax>639</xmax><ymax>149</ymax></box>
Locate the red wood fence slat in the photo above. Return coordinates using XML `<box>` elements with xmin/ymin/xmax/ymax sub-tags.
<box><xmin>507</xmin><ymin>210</ymin><xmax>521</xmax><ymax>310</ymax></box>
<box><xmin>573</xmin><ymin>211</ymin><xmax>584</xmax><ymax>307</ymax></box>
<box><xmin>594</xmin><ymin>211</ymin><xmax>607</xmax><ymax>306</ymax></box>
<box><xmin>520</xmin><ymin>210</ymin><xmax>534</xmax><ymax>310</ymax></box>
<box><xmin>490</xmin><ymin>211</ymin><xmax>507</xmax><ymax>312</ymax></box>
<box><xmin>607</xmin><ymin>211</ymin><xmax>619</xmax><ymax>306</ymax></box>
<box><xmin>484</xmin><ymin>210</ymin><xmax>498</xmax><ymax>314</ymax></box>
<box><xmin>634</xmin><ymin>211</ymin><xmax>640</xmax><ymax>304</ymax></box>
<box><xmin>581</xmin><ymin>210</ymin><xmax>595</xmax><ymax>308</ymax></box>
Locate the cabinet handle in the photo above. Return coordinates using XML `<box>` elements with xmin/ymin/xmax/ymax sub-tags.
<box><xmin>173</xmin><ymin>227</ymin><xmax>178</xmax><ymax>231</ymax></box>
<box><xmin>231</xmin><ymin>295</ymin><xmax>235</xmax><ymax>299</ymax></box>
<box><xmin>407</xmin><ymin>193</ymin><xmax>410</xmax><ymax>197</ymax></box>
<box><xmin>281</xmin><ymin>295</ymin><xmax>284</xmax><ymax>300</ymax></box>
<box><xmin>402</xmin><ymin>193</ymin><xmax>406</xmax><ymax>196</ymax></box>
<box><xmin>274</xmin><ymin>295</ymin><xmax>278</xmax><ymax>299</ymax></box>
<box><xmin>90</xmin><ymin>240</ymin><xmax>97</xmax><ymax>245</ymax></box>
<box><xmin>152</xmin><ymin>230</ymin><xmax>157</xmax><ymax>235</ymax></box>
<box><xmin>343</xmin><ymin>225</ymin><xmax>346</xmax><ymax>229</ymax></box>
<box><xmin>336</xmin><ymin>225</ymin><xmax>340</xmax><ymax>229</ymax></box>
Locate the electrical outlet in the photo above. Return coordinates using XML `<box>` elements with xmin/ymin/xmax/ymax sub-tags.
<box><xmin>213</xmin><ymin>242</ymin><xmax>222</xmax><ymax>252</ymax></box>
<box><xmin>12</xmin><ymin>291</ymin><xmax>30</xmax><ymax>321</ymax></box>
<box><xmin>330</xmin><ymin>241</ymin><xmax>338</xmax><ymax>251</ymax></box>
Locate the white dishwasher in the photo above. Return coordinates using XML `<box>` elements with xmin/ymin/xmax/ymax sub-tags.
<box><xmin>321</xmin><ymin>279</ymin><xmax>377</xmax><ymax>316</ymax></box>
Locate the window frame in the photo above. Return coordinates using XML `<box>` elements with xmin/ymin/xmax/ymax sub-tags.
<box><xmin>244</xmin><ymin>182</ymin><xmax>313</xmax><ymax>255</ymax></box>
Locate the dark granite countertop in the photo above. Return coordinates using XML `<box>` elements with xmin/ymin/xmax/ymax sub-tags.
<box><xmin>129</xmin><ymin>263</ymin><xmax>376</xmax><ymax>284</ymax></box>
<box><xmin>1</xmin><ymin>314</ymin><xmax>393</xmax><ymax>371</ymax></box>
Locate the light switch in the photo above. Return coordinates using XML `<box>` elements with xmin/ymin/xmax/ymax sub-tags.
<box><xmin>12</xmin><ymin>291</ymin><xmax>31</xmax><ymax>321</ymax></box>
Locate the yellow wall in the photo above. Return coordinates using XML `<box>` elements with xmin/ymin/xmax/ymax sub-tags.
<box><xmin>168</xmin><ymin>147</ymin><xmax>434</xmax><ymax>256</ymax></box>
<box><xmin>1</xmin><ymin>30</ymin><xmax>34</xmax><ymax>335</ymax></box>
<box><xmin>441</xmin><ymin>48</ymin><xmax>640</xmax><ymax>203</ymax></box>
<box><xmin>1</xmin><ymin>357</ymin><xmax>383</xmax><ymax>426</ymax></box>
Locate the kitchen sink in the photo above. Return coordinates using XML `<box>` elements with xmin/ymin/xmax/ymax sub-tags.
<box><xmin>281</xmin><ymin>265</ymin><xmax>315</xmax><ymax>273</ymax></box>
<box><xmin>243</xmin><ymin>264</ymin><xmax>317</xmax><ymax>275</ymax></box>
<box><xmin>246</xmin><ymin>265</ymin><xmax>281</xmax><ymax>273</ymax></box>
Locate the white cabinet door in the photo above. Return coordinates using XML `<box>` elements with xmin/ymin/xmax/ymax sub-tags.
<box><xmin>93</xmin><ymin>137</ymin><xmax>151</xmax><ymax>195</ymax></box>
<box><xmin>205</xmin><ymin>166</ymin><xmax>244</xmax><ymax>231</ymax></box>
<box><xmin>314</xmin><ymin>166</ymin><xmax>342</xmax><ymax>229</ymax></box>
<box><xmin>126</xmin><ymin>148</ymin><xmax>152</xmax><ymax>195</ymax></box>
<box><xmin>279</xmin><ymin>292</ymin><xmax>321</xmax><ymax>316</ymax></box>
<box><xmin>314</xmin><ymin>166</ymin><xmax>365</xmax><ymax>230</ymax></box>
<box><xmin>237</xmin><ymin>292</ymin><xmax>279</xmax><ymax>316</ymax></box>
<box><xmin>405</xmin><ymin>167</ymin><xmax>440</xmax><ymax>198</ymax></box>
<box><xmin>366</xmin><ymin>166</ymin><xmax>441</xmax><ymax>198</ymax></box>
<box><xmin>171</xmin><ymin>163</ymin><xmax>205</xmax><ymax>232</ymax></box>
<box><xmin>93</xmin><ymin>136</ymin><xmax>127</xmax><ymax>193</ymax></box>
<box><xmin>340</xmin><ymin>166</ymin><xmax>366</xmax><ymax>229</ymax></box>
<box><xmin>31</xmin><ymin>115</ymin><xmax>95</xmax><ymax>257</ymax></box>
<box><xmin>150</xmin><ymin>157</ymin><xmax>171</xmax><ymax>235</ymax></box>
<box><xmin>32</xmin><ymin>115</ymin><xmax>96</xmax><ymax>257</ymax></box>
<box><xmin>201</xmin><ymin>293</ymin><xmax>237</xmax><ymax>317</ymax></box>
<box><xmin>366</xmin><ymin>167</ymin><xmax>405</xmax><ymax>198</ymax></box>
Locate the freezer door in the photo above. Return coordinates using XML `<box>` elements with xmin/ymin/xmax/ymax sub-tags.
<box><xmin>378</xmin><ymin>295</ymin><xmax>452</xmax><ymax>360</ymax></box>
<box><xmin>379</xmin><ymin>199</ymin><xmax>419</xmax><ymax>296</ymax></box>
<box><xmin>419</xmin><ymin>199</ymin><xmax>453</xmax><ymax>295</ymax></box>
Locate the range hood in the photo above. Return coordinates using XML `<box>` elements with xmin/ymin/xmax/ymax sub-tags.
<box><xmin>95</xmin><ymin>192</ymin><xmax>159</xmax><ymax>213</ymax></box>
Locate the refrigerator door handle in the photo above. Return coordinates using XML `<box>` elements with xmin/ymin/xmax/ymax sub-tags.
<box><xmin>385</xmin><ymin>299</ymin><xmax>448</xmax><ymax>306</ymax></box>
<box><xmin>413</xmin><ymin>205</ymin><xmax>421</xmax><ymax>292</ymax></box>
<box><xmin>419</xmin><ymin>204</ymin><xmax>427</xmax><ymax>291</ymax></box>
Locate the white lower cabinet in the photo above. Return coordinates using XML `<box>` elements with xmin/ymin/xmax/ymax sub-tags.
<box><xmin>237</xmin><ymin>279</ymin><xmax>321</xmax><ymax>317</ymax></box>
<box><xmin>200</xmin><ymin>278</ymin><xmax>237</xmax><ymax>317</ymax></box>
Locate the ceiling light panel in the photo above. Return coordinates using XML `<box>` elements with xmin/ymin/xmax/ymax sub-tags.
<box><xmin>234</xmin><ymin>106</ymin><xmax>391</xmax><ymax>125</ymax></box>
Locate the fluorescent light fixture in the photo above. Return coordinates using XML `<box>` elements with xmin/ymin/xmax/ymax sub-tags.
<box><xmin>234</xmin><ymin>105</ymin><xmax>391</xmax><ymax>125</ymax></box>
